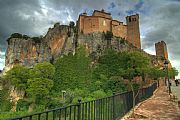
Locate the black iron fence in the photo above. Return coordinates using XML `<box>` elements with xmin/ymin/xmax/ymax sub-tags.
<box><xmin>9</xmin><ymin>82</ymin><xmax>157</xmax><ymax>120</ymax></box>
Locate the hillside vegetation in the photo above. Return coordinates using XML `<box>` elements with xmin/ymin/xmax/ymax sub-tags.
<box><xmin>0</xmin><ymin>46</ymin><xmax>178</xmax><ymax>119</ymax></box>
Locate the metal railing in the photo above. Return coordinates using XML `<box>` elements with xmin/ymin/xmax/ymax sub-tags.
<box><xmin>9</xmin><ymin>82</ymin><xmax>157</xmax><ymax>120</ymax></box>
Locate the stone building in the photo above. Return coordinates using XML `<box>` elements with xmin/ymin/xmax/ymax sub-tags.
<box><xmin>77</xmin><ymin>9</ymin><xmax>141</xmax><ymax>49</ymax></box>
<box><xmin>155</xmin><ymin>41</ymin><xmax>168</xmax><ymax>59</ymax></box>
<box><xmin>155</xmin><ymin>41</ymin><xmax>172</xmax><ymax>68</ymax></box>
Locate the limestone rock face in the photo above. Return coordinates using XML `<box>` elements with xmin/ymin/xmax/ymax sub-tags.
<box><xmin>9</xmin><ymin>86</ymin><xmax>25</xmax><ymax>112</ymax></box>
<box><xmin>78</xmin><ymin>32</ymin><xmax>134</xmax><ymax>56</ymax></box>
<box><xmin>5</xmin><ymin>23</ymin><xmax>74</xmax><ymax>68</ymax></box>
<box><xmin>5</xmin><ymin>37</ymin><xmax>51</xmax><ymax>68</ymax></box>
<box><xmin>5</xmin><ymin>23</ymin><xmax>138</xmax><ymax>70</ymax></box>
<box><xmin>44</xmin><ymin>24</ymin><xmax>74</xmax><ymax>59</ymax></box>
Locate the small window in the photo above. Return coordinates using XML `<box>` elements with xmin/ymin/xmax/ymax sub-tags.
<box><xmin>103</xmin><ymin>20</ymin><xmax>106</xmax><ymax>26</ymax></box>
<box><xmin>133</xmin><ymin>18</ymin><xmax>136</xmax><ymax>21</ymax></box>
<box><xmin>129</xmin><ymin>17</ymin><xmax>131</xmax><ymax>22</ymax></box>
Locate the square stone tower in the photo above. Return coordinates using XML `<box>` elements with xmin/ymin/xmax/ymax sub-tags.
<box><xmin>126</xmin><ymin>14</ymin><xmax>141</xmax><ymax>49</ymax></box>
<box><xmin>155</xmin><ymin>41</ymin><xmax>168</xmax><ymax>59</ymax></box>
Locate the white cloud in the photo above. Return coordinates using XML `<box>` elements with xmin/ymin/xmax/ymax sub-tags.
<box><xmin>0</xmin><ymin>51</ymin><xmax>5</xmax><ymax>70</ymax></box>
<box><xmin>143</xmin><ymin>46</ymin><xmax>156</xmax><ymax>56</ymax></box>
<box><xmin>0</xmin><ymin>62</ymin><xmax>5</xmax><ymax>70</ymax></box>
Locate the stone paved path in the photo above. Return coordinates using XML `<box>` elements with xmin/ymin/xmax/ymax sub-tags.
<box><xmin>123</xmin><ymin>86</ymin><xmax>180</xmax><ymax>120</ymax></box>
<box><xmin>171</xmin><ymin>81</ymin><xmax>180</xmax><ymax>100</ymax></box>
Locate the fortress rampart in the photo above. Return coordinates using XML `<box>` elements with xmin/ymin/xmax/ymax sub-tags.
<box><xmin>77</xmin><ymin>9</ymin><xmax>141</xmax><ymax>49</ymax></box>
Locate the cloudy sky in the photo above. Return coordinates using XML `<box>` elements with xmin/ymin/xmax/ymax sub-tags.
<box><xmin>0</xmin><ymin>0</ymin><xmax>180</xmax><ymax>77</ymax></box>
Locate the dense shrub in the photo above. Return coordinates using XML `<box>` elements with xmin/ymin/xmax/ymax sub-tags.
<box><xmin>32</xmin><ymin>36</ymin><xmax>42</xmax><ymax>43</ymax></box>
<box><xmin>16</xmin><ymin>99</ymin><xmax>30</xmax><ymax>111</ymax></box>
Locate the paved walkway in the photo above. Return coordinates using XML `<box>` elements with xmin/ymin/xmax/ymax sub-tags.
<box><xmin>171</xmin><ymin>81</ymin><xmax>180</xmax><ymax>100</ymax></box>
<box><xmin>123</xmin><ymin>86</ymin><xmax>180</xmax><ymax>120</ymax></box>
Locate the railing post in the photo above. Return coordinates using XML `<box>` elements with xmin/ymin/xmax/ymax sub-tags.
<box><xmin>77</xmin><ymin>99</ymin><xmax>81</xmax><ymax>120</ymax></box>
<box><xmin>113</xmin><ymin>92</ymin><xmax>115</xmax><ymax>120</ymax></box>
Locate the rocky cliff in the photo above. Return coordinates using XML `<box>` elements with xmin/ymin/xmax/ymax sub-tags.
<box><xmin>78</xmin><ymin>32</ymin><xmax>136</xmax><ymax>56</ymax></box>
<box><xmin>5</xmin><ymin>23</ymin><xmax>75</xmax><ymax>70</ymax></box>
<box><xmin>4</xmin><ymin>23</ymin><xmax>141</xmax><ymax>70</ymax></box>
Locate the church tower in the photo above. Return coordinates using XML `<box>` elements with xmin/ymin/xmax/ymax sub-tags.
<box><xmin>126</xmin><ymin>14</ymin><xmax>141</xmax><ymax>49</ymax></box>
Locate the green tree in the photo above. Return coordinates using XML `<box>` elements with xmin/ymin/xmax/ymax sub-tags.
<box><xmin>120</xmin><ymin>51</ymin><xmax>150</xmax><ymax>81</ymax></box>
<box><xmin>148</xmin><ymin>67</ymin><xmax>164</xmax><ymax>79</ymax></box>
<box><xmin>105</xmin><ymin>31</ymin><xmax>113</xmax><ymax>48</ymax></box>
<box><xmin>95</xmin><ymin>49</ymin><xmax>124</xmax><ymax>78</ymax></box>
<box><xmin>105</xmin><ymin>31</ymin><xmax>113</xmax><ymax>40</ymax></box>
<box><xmin>169</xmin><ymin>67</ymin><xmax>179</xmax><ymax>78</ymax></box>
<box><xmin>10</xmin><ymin>33</ymin><xmax>23</xmax><ymax>38</ymax></box>
<box><xmin>104</xmin><ymin>76</ymin><xmax>128</xmax><ymax>93</ymax></box>
<box><xmin>68</xmin><ymin>21</ymin><xmax>75</xmax><ymax>37</ymax></box>
<box><xmin>16</xmin><ymin>99</ymin><xmax>30</xmax><ymax>111</ymax></box>
<box><xmin>53</xmin><ymin>46</ymin><xmax>92</xmax><ymax>92</ymax></box>
<box><xmin>120</xmin><ymin>51</ymin><xmax>150</xmax><ymax>116</ymax></box>
<box><xmin>26</xmin><ymin>62</ymin><xmax>54</xmax><ymax>104</ymax></box>
<box><xmin>0</xmin><ymin>88</ymin><xmax>12</xmax><ymax>112</ymax></box>
<box><xmin>69</xmin><ymin>21</ymin><xmax>75</xmax><ymax>28</ymax></box>
<box><xmin>30</xmin><ymin>62</ymin><xmax>55</xmax><ymax>79</ymax></box>
<box><xmin>5</xmin><ymin>65</ymin><xmax>30</xmax><ymax>90</ymax></box>
<box><xmin>148</xmin><ymin>67</ymin><xmax>164</xmax><ymax>87</ymax></box>
<box><xmin>24</xmin><ymin>62</ymin><xmax>55</xmax><ymax>107</ymax></box>
<box><xmin>26</xmin><ymin>78</ymin><xmax>53</xmax><ymax>102</ymax></box>
<box><xmin>90</xmin><ymin>90</ymin><xmax>107</xmax><ymax>99</ymax></box>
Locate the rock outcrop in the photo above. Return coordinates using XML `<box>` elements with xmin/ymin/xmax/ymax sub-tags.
<box><xmin>5</xmin><ymin>23</ymin><xmax>75</xmax><ymax>69</ymax></box>
<box><xmin>5</xmin><ymin>37</ymin><xmax>51</xmax><ymax>68</ymax></box>
<box><xmin>4</xmin><ymin>22</ymin><xmax>147</xmax><ymax>70</ymax></box>
<box><xmin>43</xmin><ymin>23</ymin><xmax>75</xmax><ymax>60</ymax></box>
<box><xmin>78</xmin><ymin>32</ymin><xmax>136</xmax><ymax>56</ymax></box>
<box><xmin>9</xmin><ymin>86</ymin><xmax>25</xmax><ymax>112</ymax></box>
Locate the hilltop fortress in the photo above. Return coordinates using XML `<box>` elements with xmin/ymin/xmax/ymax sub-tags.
<box><xmin>77</xmin><ymin>9</ymin><xmax>141</xmax><ymax>48</ymax></box>
<box><xmin>3</xmin><ymin>9</ymin><xmax>171</xmax><ymax>71</ymax></box>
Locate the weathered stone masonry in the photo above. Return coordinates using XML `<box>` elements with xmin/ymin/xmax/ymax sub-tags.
<box><xmin>77</xmin><ymin>9</ymin><xmax>141</xmax><ymax>49</ymax></box>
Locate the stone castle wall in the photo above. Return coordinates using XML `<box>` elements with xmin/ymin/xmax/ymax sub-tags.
<box><xmin>78</xmin><ymin>10</ymin><xmax>141</xmax><ymax>49</ymax></box>
<box><xmin>78</xmin><ymin>15</ymin><xmax>111</xmax><ymax>34</ymax></box>
<box><xmin>111</xmin><ymin>20</ymin><xmax>127</xmax><ymax>39</ymax></box>
<box><xmin>92</xmin><ymin>10</ymin><xmax>112</xmax><ymax>19</ymax></box>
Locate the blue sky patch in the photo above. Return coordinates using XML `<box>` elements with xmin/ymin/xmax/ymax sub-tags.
<box><xmin>126</xmin><ymin>0</ymin><xmax>145</xmax><ymax>15</ymax></box>
<box><xmin>108</xmin><ymin>2</ymin><xmax>116</xmax><ymax>10</ymax></box>
<box><xmin>126</xmin><ymin>10</ymin><xmax>135</xmax><ymax>15</ymax></box>
<box><xmin>172</xmin><ymin>0</ymin><xmax>180</xmax><ymax>2</ymax></box>
<box><xmin>135</xmin><ymin>0</ymin><xmax>144</xmax><ymax>10</ymax></box>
